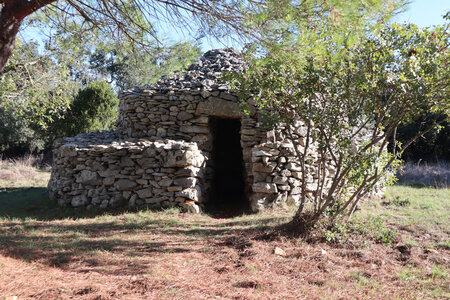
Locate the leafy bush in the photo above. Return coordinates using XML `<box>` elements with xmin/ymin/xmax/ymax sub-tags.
<box><xmin>51</xmin><ymin>81</ymin><xmax>119</xmax><ymax>138</ymax></box>
<box><xmin>231</xmin><ymin>18</ymin><xmax>449</xmax><ymax>230</ymax></box>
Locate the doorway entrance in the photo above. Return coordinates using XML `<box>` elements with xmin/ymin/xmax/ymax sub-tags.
<box><xmin>208</xmin><ymin>118</ymin><xmax>248</xmax><ymax>217</ymax></box>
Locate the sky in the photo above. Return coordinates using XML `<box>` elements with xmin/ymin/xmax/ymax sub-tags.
<box><xmin>393</xmin><ymin>0</ymin><xmax>448</xmax><ymax>27</ymax></box>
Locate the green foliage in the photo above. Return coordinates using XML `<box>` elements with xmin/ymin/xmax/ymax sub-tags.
<box><xmin>2</xmin><ymin>17</ymin><xmax>201</xmax><ymax>155</ymax></box>
<box><xmin>0</xmin><ymin>40</ymin><xmax>76</xmax><ymax>128</ymax></box>
<box><xmin>231</xmin><ymin>2</ymin><xmax>449</xmax><ymax>229</ymax></box>
<box><xmin>0</xmin><ymin>39</ymin><xmax>78</xmax><ymax>154</ymax></box>
<box><xmin>26</xmin><ymin>5</ymin><xmax>202</xmax><ymax>92</ymax></box>
<box><xmin>51</xmin><ymin>81</ymin><xmax>119</xmax><ymax>138</ymax></box>
<box><xmin>89</xmin><ymin>41</ymin><xmax>202</xmax><ymax>91</ymax></box>
<box><xmin>0</xmin><ymin>105</ymin><xmax>45</xmax><ymax>154</ymax></box>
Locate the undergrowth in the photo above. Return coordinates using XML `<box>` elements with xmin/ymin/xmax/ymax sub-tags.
<box><xmin>320</xmin><ymin>216</ymin><xmax>398</xmax><ymax>247</ymax></box>
<box><xmin>396</xmin><ymin>161</ymin><xmax>449</xmax><ymax>188</ymax></box>
<box><xmin>0</xmin><ymin>154</ymin><xmax>50</xmax><ymax>187</ymax></box>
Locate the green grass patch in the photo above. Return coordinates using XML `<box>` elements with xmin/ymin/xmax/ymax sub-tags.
<box><xmin>0</xmin><ymin>187</ymin><xmax>102</xmax><ymax>221</ymax></box>
<box><xmin>357</xmin><ymin>185</ymin><xmax>450</xmax><ymax>246</ymax></box>
<box><xmin>320</xmin><ymin>216</ymin><xmax>398</xmax><ymax>247</ymax></box>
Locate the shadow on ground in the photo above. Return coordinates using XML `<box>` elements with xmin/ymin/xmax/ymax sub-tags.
<box><xmin>0</xmin><ymin>216</ymin><xmax>287</xmax><ymax>276</ymax></box>
<box><xmin>0</xmin><ymin>187</ymin><xmax>257</xmax><ymax>220</ymax></box>
<box><xmin>0</xmin><ymin>187</ymin><xmax>293</xmax><ymax>276</ymax></box>
<box><xmin>0</xmin><ymin>187</ymin><xmax>138</xmax><ymax>221</ymax></box>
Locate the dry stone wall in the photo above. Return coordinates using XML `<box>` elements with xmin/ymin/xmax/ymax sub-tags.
<box><xmin>48</xmin><ymin>132</ymin><xmax>207</xmax><ymax>212</ymax></box>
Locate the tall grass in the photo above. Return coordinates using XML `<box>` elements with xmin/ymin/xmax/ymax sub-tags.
<box><xmin>396</xmin><ymin>161</ymin><xmax>449</xmax><ymax>188</ymax></box>
<box><xmin>0</xmin><ymin>155</ymin><xmax>50</xmax><ymax>187</ymax></box>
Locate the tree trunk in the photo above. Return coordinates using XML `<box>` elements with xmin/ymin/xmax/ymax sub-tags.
<box><xmin>0</xmin><ymin>4</ymin><xmax>23</xmax><ymax>73</ymax></box>
<box><xmin>0</xmin><ymin>0</ymin><xmax>56</xmax><ymax>73</ymax></box>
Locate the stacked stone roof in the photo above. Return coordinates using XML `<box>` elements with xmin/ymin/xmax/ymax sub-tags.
<box><xmin>133</xmin><ymin>48</ymin><xmax>245</xmax><ymax>92</ymax></box>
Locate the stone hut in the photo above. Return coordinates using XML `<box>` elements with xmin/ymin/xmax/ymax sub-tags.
<box><xmin>48</xmin><ymin>48</ymin><xmax>332</xmax><ymax>214</ymax></box>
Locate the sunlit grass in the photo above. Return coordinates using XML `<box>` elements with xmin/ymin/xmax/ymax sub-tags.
<box><xmin>357</xmin><ymin>185</ymin><xmax>450</xmax><ymax>247</ymax></box>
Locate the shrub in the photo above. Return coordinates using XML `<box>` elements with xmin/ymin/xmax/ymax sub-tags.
<box><xmin>231</xmin><ymin>20</ymin><xmax>449</xmax><ymax>230</ymax></box>
<box><xmin>52</xmin><ymin>81</ymin><xmax>118</xmax><ymax>138</ymax></box>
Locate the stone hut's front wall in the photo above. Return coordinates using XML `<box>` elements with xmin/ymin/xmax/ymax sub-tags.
<box><xmin>117</xmin><ymin>89</ymin><xmax>269</xmax><ymax>207</ymax></box>
<box><xmin>48</xmin><ymin>132</ymin><xmax>207</xmax><ymax>212</ymax></box>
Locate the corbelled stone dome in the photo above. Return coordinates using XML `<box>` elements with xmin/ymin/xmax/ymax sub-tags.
<box><xmin>142</xmin><ymin>48</ymin><xmax>245</xmax><ymax>92</ymax></box>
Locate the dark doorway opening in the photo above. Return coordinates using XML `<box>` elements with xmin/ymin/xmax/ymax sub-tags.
<box><xmin>207</xmin><ymin>118</ymin><xmax>248</xmax><ymax>217</ymax></box>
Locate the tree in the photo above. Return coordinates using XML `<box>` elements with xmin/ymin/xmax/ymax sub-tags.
<box><xmin>0</xmin><ymin>38</ymin><xmax>77</xmax><ymax>125</ymax></box>
<box><xmin>0</xmin><ymin>38</ymin><xmax>78</xmax><ymax>154</ymax></box>
<box><xmin>89</xmin><ymin>40</ymin><xmax>202</xmax><ymax>91</ymax></box>
<box><xmin>0</xmin><ymin>35</ymin><xmax>200</xmax><ymax>154</ymax></box>
<box><xmin>0</xmin><ymin>0</ymin><xmax>253</xmax><ymax>73</ymax></box>
<box><xmin>50</xmin><ymin>80</ymin><xmax>119</xmax><ymax>138</ymax></box>
<box><xmin>231</xmin><ymin>7</ymin><xmax>448</xmax><ymax>229</ymax></box>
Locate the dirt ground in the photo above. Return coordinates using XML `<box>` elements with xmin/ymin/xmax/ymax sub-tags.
<box><xmin>0</xmin><ymin>162</ymin><xmax>448</xmax><ymax>299</ymax></box>
<box><xmin>0</xmin><ymin>207</ymin><xmax>448</xmax><ymax>300</ymax></box>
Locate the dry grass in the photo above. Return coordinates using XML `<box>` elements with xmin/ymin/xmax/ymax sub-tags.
<box><xmin>397</xmin><ymin>161</ymin><xmax>449</xmax><ymax>188</ymax></box>
<box><xmin>0</xmin><ymin>155</ymin><xmax>50</xmax><ymax>188</ymax></box>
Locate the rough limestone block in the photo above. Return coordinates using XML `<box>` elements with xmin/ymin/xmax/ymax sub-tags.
<box><xmin>167</xmin><ymin>186</ymin><xmax>183</xmax><ymax>192</ymax></box>
<box><xmin>60</xmin><ymin>144</ymin><xmax>78</xmax><ymax>157</ymax></box>
<box><xmin>159</xmin><ymin>178</ymin><xmax>173</xmax><ymax>187</ymax></box>
<box><xmin>176</xmin><ymin>186</ymin><xmax>201</xmax><ymax>201</ymax></box>
<box><xmin>136</xmin><ymin>188</ymin><xmax>153</xmax><ymax>199</ymax></box>
<box><xmin>76</xmin><ymin>170</ymin><xmax>101</xmax><ymax>185</ymax></box>
<box><xmin>114</xmin><ymin>179</ymin><xmax>137</xmax><ymax>191</ymax></box>
<box><xmin>252</xmin><ymin>163</ymin><xmax>275</xmax><ymax>173</ymax></box>
<box><xmin>177</xmin><ymin>111</ymin><xmax>194</xmax><ymax>121</ymax></box>
<box><xmin>103</xmin><ymin>177</ymin><xmax>115</xmax><ymax>186</ymax></box>
<box><xmin>306</xmin><ymin>183</ymin><xmax>319</xmax><ymax>192</ymax></box>
<box><xmin>174</xmin><ymin>177</ymin><xmax>197</xmax><ymax>188</ymax></box>
<box><xmin>166</xmin><ymin>150</ymin><xmax>205</xmax><ymax>168</ymax></box>
<box><xmin>120</xmin><ymin>156</ymin><xmax>134</xmax><ymax>167</ymax></box>
<box><xmin>195</xmin><ymin>97</ymin><xmax>240</xmax><ymax>118</ymax></box>
<box><xmin>174</xmin><ymin>166</ymin><xmax>202</xmax><ymax>177</ymax></box>
<box><xmin>252</xmin><ymin>182</ymin><xmax>278</xmax><ymax>194</ymax></box>
<box><xmin>273</xmin><ymin>176</ymin><xmax>288</xmax><ymax>185</ymax></box>
<box><xmin>290</xmin><ymin>186</ymin><xmax>301</xmax><ymax>195</ymax></box>
<box><xmin>278</xmin><ymin>185</ymin><xmax>291</xmax><ymax>191</ymax></box>
<box><xmin>274</xmin><ymin>192</ymin><xmax>288</xmax><ymax>204</ymax></box>
<box><xmin>71</xmin><ymin>194</ymin><xmax>88</xmax><ymax>207</ymax></box>
<box><xmin>286</xmin><ymin>162</ymin><xmax>302</xmax><ymax>171</ymax></box>
<box><xmin>250</xmin><ymin>193</ymin><xmax>273</xmax><ymax>212</ymax></box>
<box><xmin>184</xmin><ymin>200</ymin><xmax>200</xmax><ymax>213</ymax></box>
<box><xmin>180</xmin><ymin>125</ymin><xmax>209</xmax><ymax>134</ymax></box>
<box><xmin>252</xmin><ymin>150</ymin><xmax>272</xmax><ymax>157</ymax></box>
